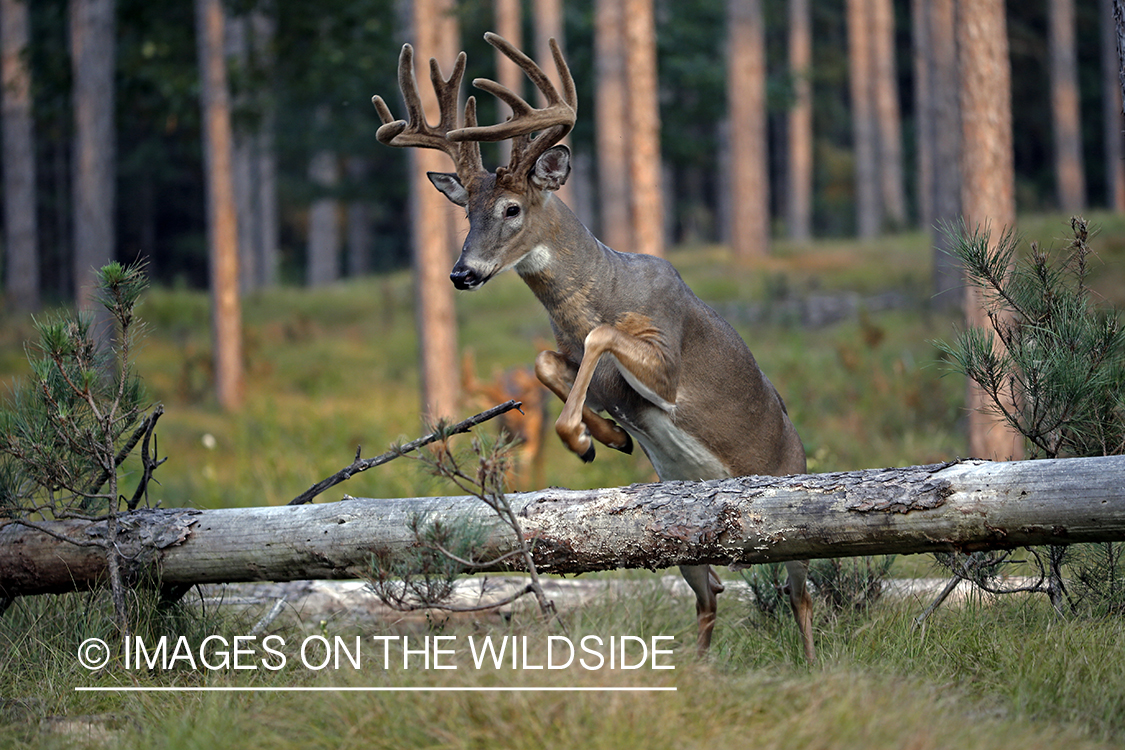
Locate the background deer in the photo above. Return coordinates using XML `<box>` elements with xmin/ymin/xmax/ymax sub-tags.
<box><xmin>461</xmin><ymin>349</ymin><xmax>549</xmax><ymax>491</ymax></box>
<box><xmin>373</xmin><ymin>32</ymin><xmax>814</xmax><ymax>660</ymax></box>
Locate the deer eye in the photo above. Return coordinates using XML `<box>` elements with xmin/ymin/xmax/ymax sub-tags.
<box><xmin>505</xmin><ymin>204</ymin><xmax>521</xmax><ymax>218</ymax></box>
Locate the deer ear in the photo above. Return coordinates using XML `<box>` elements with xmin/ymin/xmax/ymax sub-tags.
<box><xmin>427</xmin><ymin>172</ymin><xmax>469</xmax><ymax>206</ymax></box>
<box><xmin>531</xmin><ymin>145</ymin><xmax>571</xmax><ymax>192</ymax></box>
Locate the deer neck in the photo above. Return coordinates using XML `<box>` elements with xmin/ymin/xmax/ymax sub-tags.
<box><xmin>515</xmin><ymin>196</ymin><xmax>615</xmax><ymax>334</ymax></box>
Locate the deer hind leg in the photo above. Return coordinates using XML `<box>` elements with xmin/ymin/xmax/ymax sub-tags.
<box><xmin>680</xmin><ymin>564</ymin><xmax>725</xmax><ymax>655</ymax></box>
<box><xmin>783</xmin><ymin>559</ymin><xmax>816</xmax><ymax>662</ymax></box>
<box><xmin>534</xmin><ymin>349</ymin><xmax>632</xmax><ymax>462</ymax></box>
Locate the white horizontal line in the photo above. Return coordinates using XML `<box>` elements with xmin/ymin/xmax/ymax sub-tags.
<box><xmin>75</xmin><ymin>686</ymin><xmax>676</xmax><ymax>693</ymax></box>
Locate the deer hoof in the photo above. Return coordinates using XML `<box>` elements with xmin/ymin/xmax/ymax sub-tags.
<box><xmin>615</xmin><ymin>432</ymin><xmax>634</xmax><ymax>455</ymax></box>
<box><xmin>578</xmin><ymin>444</ymin><xmax>596</xmax><ymax>463</ymax></box>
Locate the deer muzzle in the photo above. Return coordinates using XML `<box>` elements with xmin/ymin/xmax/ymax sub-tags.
<box><xmin>449</xmin><ymin>263</ymin><xmax>485</xmax><ymax>291</ymax></box>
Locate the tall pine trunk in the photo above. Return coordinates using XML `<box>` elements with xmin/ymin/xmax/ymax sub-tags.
<box><xmin>594</xmin><ymin>0</ymin><xmax>631</xmax><ymax>253</ymax></box>
<box><xmin>957</xmin><ymin>0</ymin><xmax>1023</xmax><ymax>461</ymax></box>
<box><xmin>924</xmin><ymin>0</ymin><xmax>962</xmax><ymax>309</ymax></box>
<box><xmin>847</xmin><ymin>0</ymin><xmax>880</xmax><ymax>238</ymax></box>
<box><xmin>787</xmin><ymin>0</ymin><xmax>813</xmax><ymax>242</ymax></box>
<box><xmin>624</xmin><ymin>0</ymin><xmax>663</xmax><ymax>258</ymax></box>
<box><xmin>1</xmin><ymin>0</ymin><xmax>38</xmax><ymax>311</ymax></box>
<box><xmin>727</xmin><ymin>0</ymin><xmax>770</xmax><ymax>259</ymax></box>
<box><xmin>1102</xmin><ymin>0</ymin><xmax>1125</xmax><ymax>211</ymax></box>
<box><xmin>871</xmin><ymin>0</ymin><xmax>905</xmax><ymax>227</ymax></box>
<box><xmin>1049</xmin><ymin>0</ymin><xmax>1086</xmax><ymax>212</ymax></box>
<box><xmin>69</xmin><ymin>0</ymin><xmax>116</xmax><ymax>310</ymax></box>
<box><xmin>410</xmin><ymin>0</ymin><xmax>459</xmax><ymax>421</ymax></box>
<box><xmin>196</xmin><ymin>0</ymin><xmax>243</xmax><ymax>410</ymax></box>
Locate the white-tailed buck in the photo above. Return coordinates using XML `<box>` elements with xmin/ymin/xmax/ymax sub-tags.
<box><xmin>373</xmin><ymin>33</ymin><xmax>813</xmax><ymax>659</ymax></box>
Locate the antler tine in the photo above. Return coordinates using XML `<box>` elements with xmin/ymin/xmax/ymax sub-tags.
<box><xmin>444</xmin><ymin>33</ymin><xmax>576</xmax><ymax>186</ymax></box>
<box><xmin>371</xmin><ymin>43</ymin><xmax>484</xmax><ymax>182</ymax></box>
<box><xmin>448</xmin><ymin>33</ymin><xmax>576</xmax><ymax>144</ymax></box>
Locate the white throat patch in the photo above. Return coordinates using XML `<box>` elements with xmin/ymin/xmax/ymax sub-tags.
<box><xmin>515</xmin><ymin>243</ymin><xmax>552</xmax><ymax>275</ymax></box>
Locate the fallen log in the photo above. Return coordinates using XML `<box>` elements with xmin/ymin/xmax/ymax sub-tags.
<box><xmin>3</xmin><ymin>456</ymin><xmax>1125</xmax><ymax>598</ymax></box>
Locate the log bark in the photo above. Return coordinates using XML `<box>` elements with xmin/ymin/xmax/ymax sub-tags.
<box><xmin>4</xmin><ymin>457</ymin><xmax>1125</xmax><ymax>598</ymax></box>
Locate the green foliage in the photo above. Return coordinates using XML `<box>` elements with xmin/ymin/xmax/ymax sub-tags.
<box><xmin>937</xmin><ymin>218</ymin><xmax>1125</xmax><ymax>614</ymax></box>
<box><xmin>741</xmin><ymin>556</ymin><xmax>895</xmax><ymax>621</ymax></box>
<box><xmin>938</xmin><ymin>217</ymin><xmax>1125</xmax><ymax>459</ymax></box>
<box><xmin>0</xmin><ymin>263</ymin><xmax>156</xmax><ymax>519</ymax></box>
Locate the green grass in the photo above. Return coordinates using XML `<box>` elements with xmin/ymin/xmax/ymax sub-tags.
<box><xmin>3</xmin><ymin>588</ymin><xmax>1125</xmax><ymax>748</ymax></box>
<box><xmin>4</xmin><ymin>211</ymin><xmax>1125</xmax><ymax>746</ymax></box>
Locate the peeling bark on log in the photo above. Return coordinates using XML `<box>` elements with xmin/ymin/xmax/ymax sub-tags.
<box><xmin>3</xmin><ymin>456</ymin><xmax>1125</xmax><ymax>598</ymax></box>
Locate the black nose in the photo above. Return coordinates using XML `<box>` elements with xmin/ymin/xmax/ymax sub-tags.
<box><xmin>450</xmin><ymin>266</ymin><xmax>479</xmax><ymax>290</ymax></box>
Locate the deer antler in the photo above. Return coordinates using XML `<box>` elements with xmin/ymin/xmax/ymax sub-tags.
<box><xmin>371</xmin><ymin>43</ymin><xmax>485</xmax><ymax>184</ymax></box>
<box><xmin>448</xmin><ymin>32</ymin><xmax>577</xmax><ymax>187</ymax></box>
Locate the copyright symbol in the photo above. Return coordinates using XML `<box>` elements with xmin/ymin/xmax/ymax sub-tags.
<box><xmin>77</xmin><ymin>638</ymin><xmax>111</xmax><ymax>670</ymax></box>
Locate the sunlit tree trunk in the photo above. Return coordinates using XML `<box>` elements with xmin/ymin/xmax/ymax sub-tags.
<box><xmin>625</xmin><ymin>0</ymin><xmax>663</xmax><ymax>258</ymax></box>
<box><xmin>1102</xmin><ymin>0</ymin><xmax>1125</xmax><ymax>212</ymax></box>
<box><xmin>958</xmin><ymin>0</ymin><xmax>1023</xmax><ymax>461</ymax></box>
<box><xmin>787</xmin><ymin>0</ymin><xmax>812</xmax><ymax>242</ymax></box>
<box><xmin>196</xmin><ymin>0</ymin><xmax>243</xmax><ymax>410</ymax></box>
<box><xmin>69</xmin><ymin>0</ymin><xmax>116</xmax><ymax>310</ymax></box>
<box><xmin>846</xmin><ymin>0</ymin><xmax>880</xmax><ymax>238</ymax></box>
<box><xmin>871</xmin><ymin>0</ymin><xmax>905</xmax><ymax>227</ymax></box>
<box><xmin>1</xmin><ymin>0</ymin><xmax>38</xmax><ymax>311</ymax></box>
<box><xmin>727</xmin><ymin>0</ymin><xmax>770</xmax><ymax>259</ymax></box>
<box><xmin>533</xmin><ymin>0</ymin><xmax>576</xmax><ymax>211</ymax></box>
<box><xmin>1049</xmin><ymin>0</ymin><xmax>1086</xmax><ymax>212</ymax></box>
<box><xmin>594</xmin><ymin>0</ymin><xmax>631</xmax><ymax>254</ymax></box>
<box><xmin>411</xmin><ymin>0</ymin><xmax>459</xmax><ymax>421</ymax></box>
<box><xmin>494</xmin><ymin>0</ymin><xmax>521</xmax><ymax>166</ymax></box>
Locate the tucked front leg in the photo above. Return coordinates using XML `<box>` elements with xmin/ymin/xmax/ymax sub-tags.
<box><xmin>534</xmin><ymin>350</ymin><xmax>632</xmax><ymax>461</ymax></box>
<box><xmin>554</xmin><ymin>324</ymin><xmax>678</xmax><ymax>460</ymax></box>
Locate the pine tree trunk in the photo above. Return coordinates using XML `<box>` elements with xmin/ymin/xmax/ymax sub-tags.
<box><xmin>1</xmin><ymin>0</ymin><xmax>38</xmax><ymax>312</ymax></box>
<box><xmin>625</xmin><ymin>0</ymin><xmax>664</xmax><ymax>258</ymax></box>
<box><xmin>307</xmin><ymin>143</ymin><xmax>340</xmax><ymax>286</ymax></box>
<box><xmin>411</xmin><ymin>0</ymin><xmax>460</xmax><ymax>421</ymax></box>
<box><xmin>69</xmin><ymin>0</ymin><xmax>116</xmax><ymax>310</ymax></box>
<box><xmin>927</xmin><ymin>0</ymin><xmax>962</xmax><ymax>309</ymax></box>
<box><xmin>345</xmin><ymin>157</ymin><xmax>373</xmax><ymax>277</ymax></box>
<box><xmin>532</xmin><ymin>0</ymin><xmax>576</xmax><ymax>211</ymax></box>
<box><xmin>226</xmin><ymin>13</ymin><xmax>258</xmax><ymax>293</ymax></box>
<box><xmin>196</xmin><ymin>0</ymin><xmax>244</xmax><ymax>411</ymax></box>
<box><xmin>870</xmin><ymin>0</ymin><xmax>906</xmax><ymax>227</ymax></box>
<box><xmin>846</xmin><ymin>0</ymin><xmax>880</xmax><ymax>238</ymax></box>
<box><xmin>594</xmin><ymin>0</ymin><xmax>632</xmax><ymax>253</ymax></box>
<box><xmin>911</xmin><ymin>0</ymin><xmax>932</xmax><ymax>231</ymax></box>
<box><xmin>1049</xmin><ymin>0</ymin><xmax>1086</xmax><ymax>212</ymax></box>
<box><xmin>727</xmin><ymin>0</ymin><xmax>770</xmax><ymax>259</ymax></box>
<box><xmin>494</xmin><ymin>0</ymin><xmax>521</xmax><ymax>167</ymax></box>
<box><xmin>1102</xmin><ymin>0</ymin><xmax>1125</xmax><ymax>212</ymax></box>
<box><xmin>252</xmin><ymin>9</ymin><xmax>279</xmax><ymax>287</ymax></box>
<box><xmin>957</xmin><ymin>0</ymin><xmax>1023</xmax><ymax>461</ymax></box>
<box><xmin>787</xmin><ymin>0</ymin><xmax>813</xmax><ymax>242</ymax></box>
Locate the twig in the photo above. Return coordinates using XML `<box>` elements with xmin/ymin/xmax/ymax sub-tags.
<box><xmin>375</xmin><ymin>581</ymin><xmax>538</xmax><ymax>613</ymax></box>
<box><xmin>249</xmin><ymin>597</ymin><xmax>288</xmax><ymax>636</ymax></box>
<box><xmin>913</xmin><ymin>573</ymin><xmax>964</xmax><ymax>629</ymax></box>
<box><xmin>287</xmin><ymin>400</ymin><xmax>523</xmax><ymax>505</ymax></box>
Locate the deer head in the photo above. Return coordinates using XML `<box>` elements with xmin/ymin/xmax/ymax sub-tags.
<box><xmin>372</xmin><ymin>32</ymin><xmax>577</xmax><ymax>291</ymax></box>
